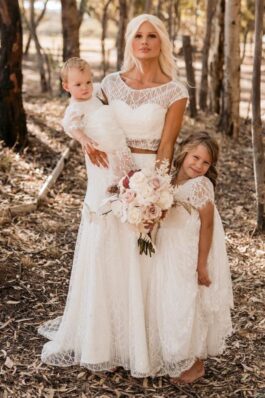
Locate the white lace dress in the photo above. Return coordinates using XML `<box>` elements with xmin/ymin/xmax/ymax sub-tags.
<box><xmin>61</xmin><ymin>96</ymin><xmax>135</xmax><ymax>212</ymax></box>
<box><xmin>148</xmin><ymin>176</ymin><xmax>233</xmax><ymax>374</ymax></box>
<box><xmin>38</xmin><ymin>73</ymin><xmax>232</xmax><ymax>377</ymax></box>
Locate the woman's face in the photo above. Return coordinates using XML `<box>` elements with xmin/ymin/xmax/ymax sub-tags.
<box><xmin>131</xmin><ymin>21</ymin><xmax>161</xmax><ymax>61</ymax></box>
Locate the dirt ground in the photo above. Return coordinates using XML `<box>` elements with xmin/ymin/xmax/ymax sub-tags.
<box><xmin>0</xmin><ymin>46</ymin><xmax>265</xmax><ymax>397</ymax></box>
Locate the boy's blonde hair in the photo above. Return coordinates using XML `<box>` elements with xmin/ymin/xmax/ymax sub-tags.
<box><xmin>61</xmin><ymin>57</ymin><xmax>91</xmax><ymax>82</ymax></box>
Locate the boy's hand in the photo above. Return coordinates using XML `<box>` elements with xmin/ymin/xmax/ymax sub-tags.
<box><xmin>197</xmin><ymin>266</ymin><xmax>211</xmax><ymax>287</ymax></box>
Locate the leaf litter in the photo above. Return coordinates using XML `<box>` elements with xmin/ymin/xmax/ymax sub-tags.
<box><xmin>0</xmin><ymin>96</ymin><xmax>264</xmax><ymax>397</ymax></box>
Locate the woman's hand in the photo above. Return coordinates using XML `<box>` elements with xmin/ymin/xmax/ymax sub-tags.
<box><xmin>79</xmin><ymin>135</ymin><xmax>109</xmax><ymax>168</ymax></box>
<box><xmin>197</xmin><ymin>266</ymin><xmax>211</xmax><ymax>287</ymax></box>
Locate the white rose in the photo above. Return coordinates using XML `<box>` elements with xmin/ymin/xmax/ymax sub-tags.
<box><xmin>157</xmin><ymin>190</ymin><xmax>174</xmax><ymax>210</ymax></box>
<box><xmin>127</xmin><ymin>205</ymin><xmax>142</xmax><ymax>225</ymax></box>
<box><xmin>129</xmin><ymin>171</ymin><xmax>147</xmax><ymax>190</ymax></box>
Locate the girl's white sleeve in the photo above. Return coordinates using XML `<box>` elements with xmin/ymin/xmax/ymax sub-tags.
<box><xmin>61</xmin><ymin>105</ymin><xmax>85</xmax><ymax>138</ymax></box>
<box><xmin>189</xmin><ymin>176</ymin><xmax>215</xmax><ymax>209</ymax></box>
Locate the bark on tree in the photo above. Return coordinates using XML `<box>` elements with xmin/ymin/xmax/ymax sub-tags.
<box><xmin>182</xmin><ymin>35</ymin><xmax>197</xmax><ymax>118</ymax></box>
<box><xmin>29</xmin><ymin>0</ymin><xmax>50</xmax><ymax>92</ymax></box>
<box><xmin>199</xmin><ymin>0</ymin><xmax>217</xmax><ymax>111</ymax></box>
<box><xmin>221</xmin><ymin>0</ymin><xmax>240</xmax><ymax>137</ymax></box>
<box><xmin>251</xmin><ymin>0</ymin><xmax>265</xmax><ymax>231</ymax></box>
<box><xmin>101</xmin><ymin>0</ymin><xmax>112</xmax><ymax>77</ymax></box>
<box><xmin>208</xmin><ymin>0</ymin><xmax>224</xmax><ymax>114</ymax></box>
<box><xmin>0</xmin><ymin>0</ymin><xmax>27</xmax><ymax>147</ymax></box>
<box><xmin>61</xmin><ymin>0</ymin><xmax>80</xmax><ymax>61</ymax></box>
<box><xmin>116</xmin><ymin>0</ymin><xmax>127</xmax><ymax>70</ymax></box>
<box><xmin>144</xmin><ymin>0</ymin><xmax>152</xmax><ymax>13</ymax></box>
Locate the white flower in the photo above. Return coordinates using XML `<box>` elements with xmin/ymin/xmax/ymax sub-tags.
<box><xmin>129</xmin><ymin>171</ymin><xmax>147</xmax><ymax>190</ymax></box>
<box><xmin>157</xmin><ymin>190</ymin><xmax>174</xmax><ymax>210</ymax></box>
<box><xmin>127</xmin><ymin>205</ymin><xmax>142</xmax><ymax>225</ymax></box>
<box><xmin>120</xmin><ymin>189</ymin><xmax>136</xmax><ymax>204</ymax></box>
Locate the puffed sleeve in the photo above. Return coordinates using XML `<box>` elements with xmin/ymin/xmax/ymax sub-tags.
<box><xmin>168</xmin><ymin>80</ymin><xmax>189</xmax><ymax>107</ymax></box>
<box><xmin>189</xmin><ymin>176</ymin><xmax>215</xmax><ymax>209</ymax></box>
<box><xmin>61</xmin><ymin>105</ymin><xmax>85</xmax><ymax>138</ymax></box>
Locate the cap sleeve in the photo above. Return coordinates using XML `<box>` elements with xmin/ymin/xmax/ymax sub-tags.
<box><xmin>168</xmin><ymin>81</ymin><xmax>189</xmax><ymax>107</ymax></box>
<box><xmin>189</xmin><ymin>176</ymin><xmax>214</xmax><ymax>209</ymax></box>
<box><xmin>61</xmin><ymin>105</ymin><xmax>85</xmax><ymax>138</ymax></box>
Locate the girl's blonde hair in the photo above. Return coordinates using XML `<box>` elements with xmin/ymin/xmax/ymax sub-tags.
<box><xmin>122</xmin><ymin>14</ymin><xmax>177</xmax><ymax>80</ymax></box>
<box><xmin>174</xmin><ymin>131</ymin><xmax>219</xmax><ymax>187</ymax></box>
<box><xmin>61</xmin><ymin>57</ymin><xmax>91</xmax><ymax>82</ymax></box>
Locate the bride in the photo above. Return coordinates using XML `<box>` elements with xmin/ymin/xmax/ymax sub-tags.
<box><xmin>38</xmin><ymin>14</ymin><xmax>226</xmax><ymax>382</ymax></box>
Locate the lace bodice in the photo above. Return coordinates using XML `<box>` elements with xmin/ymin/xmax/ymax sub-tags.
<box><xmin>101</xmin><ymin>72</ymin><xmax>188</xmax><ymax>151</ymax></box>
<box><xmin>174</xmin><ymin>176</ymin><xmax>214</xmax><ymax>210</ymax></box>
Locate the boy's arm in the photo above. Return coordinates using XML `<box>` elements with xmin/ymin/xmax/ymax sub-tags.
<box><xmin>197</xmin><ymin>201</ymin><xmax>214</xmax><ymax>287</ymax></box>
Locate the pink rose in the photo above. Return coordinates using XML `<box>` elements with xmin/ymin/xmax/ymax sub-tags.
<box><xmin>121</xmin><ymin>189</ymin><xmax>136</xmax><ymax>203</ymax></box>
<box><xmin>143</xmin><ymin>204</ymin><xmax>162</xmax><ymax>221</ymax></box>
<box><xmin>150</xmin><ymin>177</ymin><xmax>161</xmax><ymax>190</ymax></box>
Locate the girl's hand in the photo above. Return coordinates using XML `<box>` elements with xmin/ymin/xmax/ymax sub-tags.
<box><xmin>197</xmin><ymin>266</ymin><xmax>211</xmax><ymax>287</ymax></box>
<box><xmin>80</xmin><ymin>135</ymin><xmax>109</xmax><ymax>168</ymax></box>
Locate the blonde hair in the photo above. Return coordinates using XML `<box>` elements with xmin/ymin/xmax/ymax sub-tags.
<box><xmin>174</xmin><ymin>131</ymin><xmax>219</xmax><ymax>187</ymax></box>
<box><xmin>61</xmin><ymin>57</ymin><xmax>91</xmax><ymax>82</ymax></box>
<box><xmin>122</xmin><ymin>14</ymin><xmax>177</xmax><ymax>80</ymax></box>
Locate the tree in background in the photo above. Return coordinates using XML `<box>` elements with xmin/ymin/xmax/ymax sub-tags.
<box><xmin>208</xmin><ymin>0</ymin><xmax>224</xmax><ymax>115</ymax></box>
<box><xmin>116</xmin><ymin>0</ymin><xmax>127</xmax><ymax>69</ymax></box>
<box><xmin>251</xmin><ymin>0</ymin><xmax>265</xmax><ymax>231</ymax></box>
<box><xmin>0</xmin><ymin>0</ymin><xmax>27</xmax><ymax>148</ymax></box>
<box><xmin>199</xmin><ymin>0</ymin><xmax>216</xmax><ymax>111</ymax></box>
<box><xmin>61</xmin><ymin>0</ymin><xmax>81</xmax><ymax>61</ymax></box>
<box><xmin>221</xmin><ymin>0</ymin><xmax>240</xmax><ymax>137</ymax></box>
<box><xmin>21</xmin><ymin>0</ymin><xmax>51</xmax><ymax>92</ymax></box>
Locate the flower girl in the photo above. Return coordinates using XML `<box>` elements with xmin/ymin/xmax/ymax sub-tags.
<box><xmin>149</xmin><ymin>131</ymin><xmax>234</xmax><ymax>383</ymax></box>
<box><xmin>61</xmin><ymin>57</ymin><xmax>135</xmax><ymax>212</ymax></box>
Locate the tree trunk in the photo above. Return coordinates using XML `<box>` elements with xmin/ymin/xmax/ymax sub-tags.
<box><xmin>61</xmin><ymin>0</ymin><xmax>80</xmax><ymax>61</ymax></box>
<box><xmin>199</xmin><ymin>0</ymin><xmax>216</xmax><ymax>111</ymax></box>
<box><xmin>221</xmin><ymin>0</ymin><xmax>240</xmax><ymax>137</ymax></box>
<box><xmin>167</xmin><ymin>0</ymin><xmax>174</xmax><ymax>42</ymax></box>
<box><xmin>116</xmin><ymin>0</ymin><xmax>127</xmax><ymax>70</ymax></box>
<box><xmin>144</xmin><ymin>0</ymin><xmax>152</xmax><ymax>13</ymax></box>
<box><xmin>0</xmin><ymin>0</ymin><xmax>27</xmax><ymax>147</ymax></box>
<box><xmin>101</xmin><ymin>0</ymin><xmax>112</xmax><ymax>77</ymax></box>
<box><xmin>251</xmin><ymin>0</ymin><xmax>265</xmax><ymax>231</ymax></box>
<box><xmin>182</xmin><ymin>35</ymin><xmax>197</xmax><ymax>118</ymax></box>
<box><xmin>29</xmin><ymin>0</ymin><xmax>49</xmax><ymax>92</ymax></box>
<box><xmin>208</xmin><ymin>0</ymin><xmax>224</xmax><ymax>114</ymax></box>
<box><xmin>24</xmin><ymin>0</ymin><xmax>49</xmax><ymax>56</ymax></box>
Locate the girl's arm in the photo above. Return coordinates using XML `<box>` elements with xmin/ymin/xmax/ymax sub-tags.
<box><xmin>156</xmin><ymin>98</ymin><xmax>187</xmax><ymax>167</ymax></box>
<box><xmin>197</xmin><ymin>202</ymin><xmax>214</xmax><ymax>287</ymax></box>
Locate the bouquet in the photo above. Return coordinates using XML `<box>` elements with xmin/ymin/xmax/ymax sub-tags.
<box><xmin>102</xmin><ymin>160</ymin><xmax>174</xmax><ymax>256</ymax></box>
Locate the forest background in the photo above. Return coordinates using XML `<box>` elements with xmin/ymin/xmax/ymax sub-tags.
<box><xmin>0</xmin><ymin>0</ymin><xmax>264</xmax><ymax>397</ymax></box>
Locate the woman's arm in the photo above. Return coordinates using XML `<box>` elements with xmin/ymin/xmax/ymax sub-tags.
<box><xmin>156</xmin><ymin>98</ymin><xmax>187</xmax><ymax>166</ymax></box>
<box><xmin>71</xmin><ymin>129</ymin><xmax>109</xmax><ymax>168</ymax></box>
<box><xmin>197</xmin><ymin>202</ymin><xmax>214</xmax><ymax>287</ymax></box>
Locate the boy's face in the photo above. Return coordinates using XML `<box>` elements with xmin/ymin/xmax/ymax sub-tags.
<box><xmin>63</xmin><ymin>67</ymin><xmax>93</xmax><ymax>100</ymax></box>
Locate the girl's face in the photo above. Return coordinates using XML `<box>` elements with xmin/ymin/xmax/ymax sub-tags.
<box><xmin>63</xmin><ymin>67</ymin><xmax>93</xmax><ymax>101</ymax></box>
<box><xmin>132</xmin><ymin>21</ymin><xmax>161</xmax><ymax>61</ymax></box>
<box><xmin>180</xmin><ymin>144</ymin><xmax>212</xmax><ymax>180</ymax></box>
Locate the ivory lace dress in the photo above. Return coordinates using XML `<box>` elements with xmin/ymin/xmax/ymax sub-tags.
<box><xmin>39</xmin><ymin>73</ymin><xmax>232</xmax><ymax>377</ymax></box>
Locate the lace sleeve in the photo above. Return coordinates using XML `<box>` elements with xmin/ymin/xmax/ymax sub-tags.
<box><xmin>61</xmin><ymin>107</ymin><xmax>85</xmax><ymax>137</ymax></box>
<box><xmin>168</xmin><ymin>81</ymin><xmax>189</xmax><ymax>107</ymax></box>
<box><xmin>189</xmin><ymin>177</ymin><xmax>214</xmax><ymax>209</ymax></box>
